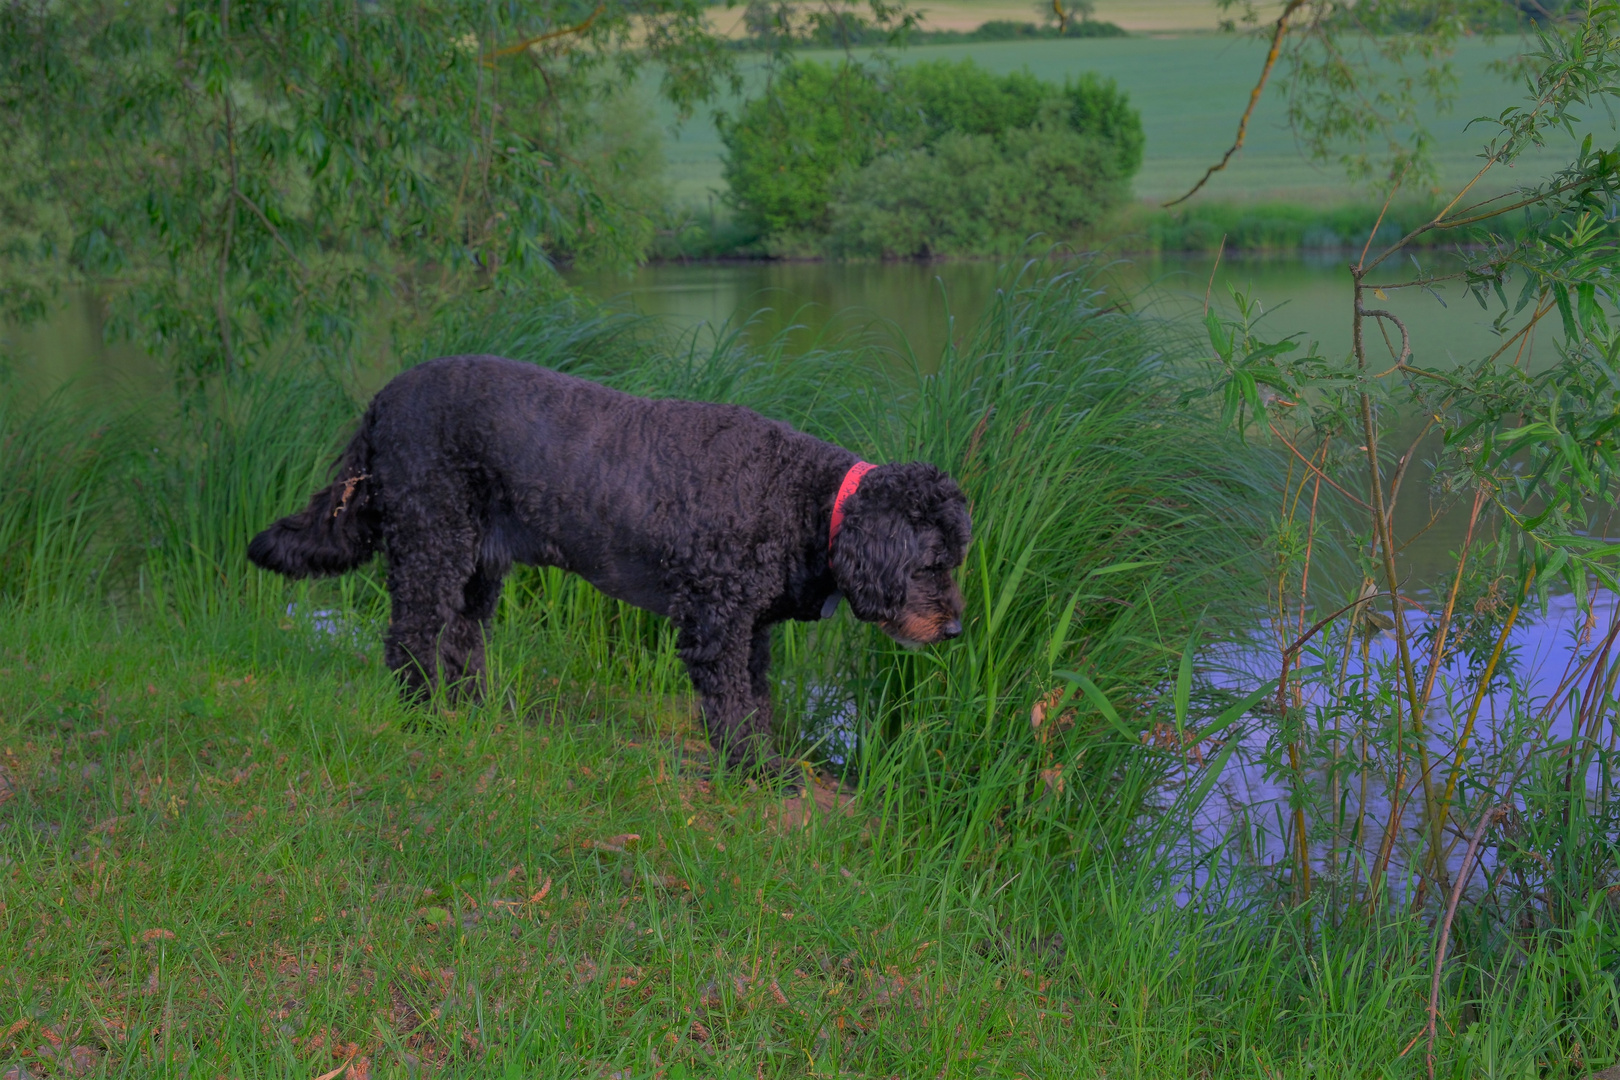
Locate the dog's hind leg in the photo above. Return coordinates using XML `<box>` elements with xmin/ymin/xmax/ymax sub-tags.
<box><xmin>463</xmin><ymin>565</ymin><xmax>506</xmax><ymax>633</ymax></box>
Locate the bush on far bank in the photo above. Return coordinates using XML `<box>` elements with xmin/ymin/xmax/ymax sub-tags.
<box><xmin>718</xmin><ymin>58</ymin><xmax>1144</xmax><ymax>257</ymax></box>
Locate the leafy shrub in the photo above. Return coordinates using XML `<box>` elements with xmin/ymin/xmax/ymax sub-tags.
<box><xmin>719</xmin><ymin>58</ymin><xmax>1144</xmax><ymax>253</ymax></box>
<box><xmin>895</xmin><ymin>61</ymin><xmax>1050</xmax><ymax>141</ymax></box>
<box><xmin>828</xmin><ymin>108</ymin><xmax>1132</xmax><ymax>258</ymax></box>
<box><xmin>938</xmin><ymin>18</ymin><xmax>1128</xmax><ymax>41</ymax></box>
<box><xmin>549</xmin><ymin>88</ymin><xmax>672</xmax><ymax>272</ymax></box>
<box><xmin>717</xmin><ymin>62</ymin><xmax>894</xmax><ymax>237</ymax></box>
<box><xmin>1062</xmin><ymin>73</ymin><xmax>1145</xmax><ymax>178</ymax></box>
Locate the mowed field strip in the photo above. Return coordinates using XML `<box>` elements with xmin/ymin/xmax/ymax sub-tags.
<box><xmin>702</xmin><ymin>1</ymin><xmax>1276</xmax><ymax>36</ymax></box>
<box><xmin>653</xmin><ymin>31</ymin><xmax>1610</xmax><ymax>206</ymax></box>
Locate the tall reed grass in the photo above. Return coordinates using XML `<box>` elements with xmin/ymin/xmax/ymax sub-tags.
<box><xmin>0</xmin><ymin>390</ymin><xmax>120</xmax><ymax>604</ymax></box>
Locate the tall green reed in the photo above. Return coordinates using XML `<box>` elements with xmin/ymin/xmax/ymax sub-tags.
<box><xmin>134</xmin><ymin>370</ymin><xmax>361</xmax><ymax>621</ymax></box>
<box><xmin>828</xmin><ymin>265</ymin><xmax>1270</xmax><ymax>885</ymax></box>
<box><xmin>0</xmin><ymin>389</ymin><xmax>120</xmax><ymax>604</ymax></box>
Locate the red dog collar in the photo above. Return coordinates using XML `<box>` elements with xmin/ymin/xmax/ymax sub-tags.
<box><xmin>828</xmin><ymin>461</ymin><xmax>876</xmax><ymax>554</ymax></box>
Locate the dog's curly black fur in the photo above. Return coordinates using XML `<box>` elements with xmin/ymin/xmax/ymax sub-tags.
<box><xmin>249</xmin><ymin>356</ymin><xmax>971</xmax><ymax>770</ymax></box>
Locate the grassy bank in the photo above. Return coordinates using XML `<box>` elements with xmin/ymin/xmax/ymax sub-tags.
<box><xmin>15</xmin><ymin>599</ymin><xmax>1614</xmax><ymax>1078</ymax></box>
<box><xmin>3</xmin><ymin>268</ymin><xmax>1618</xmax><ymax>1076</ymax></box>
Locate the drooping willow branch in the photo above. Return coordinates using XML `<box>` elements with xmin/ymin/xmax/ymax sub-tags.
<box><xmin>1163</xmin><ymin>0</ymin><xmax>1308</xmax><ymax>207</ymax></box>
<box><xmin>485</xmin><ymin>2</ymin><xmax>605</xmax><ymax>64</ymax></box>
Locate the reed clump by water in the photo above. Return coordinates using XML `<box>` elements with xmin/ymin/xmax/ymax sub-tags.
<box><xmin>1</xmin><ymin>265</ymin><xmax>1616</xmax><ymax>1075</ymax></box>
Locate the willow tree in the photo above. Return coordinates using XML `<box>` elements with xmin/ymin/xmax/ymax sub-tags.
<box><xmin>0</xmin><ymin>0</ymin><xmax>734</xmax><ymax>386</ymax></box>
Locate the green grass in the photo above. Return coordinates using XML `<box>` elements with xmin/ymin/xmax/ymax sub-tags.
<box><xmin>5</xmin><ymin>576</ymin><xmax>1617</xmax><ymax>1076</ymax></box>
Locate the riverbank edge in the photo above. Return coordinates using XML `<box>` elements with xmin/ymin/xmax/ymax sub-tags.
<box><xmin>645</xmin><ymin>195</ymin><xmax>1579</xmax><ymax>263</ymax></box>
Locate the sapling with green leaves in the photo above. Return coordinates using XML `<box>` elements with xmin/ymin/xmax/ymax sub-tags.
<box><xmin>1195</xmin><ymin>0</ymin><xmax>1620</xmax><ymax>953</ymax></box>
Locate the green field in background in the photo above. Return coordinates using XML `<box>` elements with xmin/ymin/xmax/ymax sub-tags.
<box><xmin>653</xmin><ymin>34</ymin><xmax>1610</xmax><ymax>207</ymax></box>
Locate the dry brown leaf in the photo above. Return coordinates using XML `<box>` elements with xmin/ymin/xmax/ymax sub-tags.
<box><xmin>778</xmin><ymin>781</ymin><xmax>858</xmax><ymax>831</ymax></box>
<box><xmin>140</xmin><ymin>928</ymin><xmax>175</xmax><ymax>942</ymax></box>
<box><xmin>583</xmin><ymin>833</ymin><xmax>640</xmax><ymax>853</ymax></box>
<box><xmin>310</xmin><ymin>1051</ymin><xmax>358</xmax><ymax>1080</ymax></box>
<box><xmin>1031</xmin><ymin>687</ymin><xmax>1076</xmax><ymax>745</ymax></box>
<box><xmin>1037</xmin><ymin>766</ymin><xmax>1065</xmax><ymax>797</ymax></box>
<box><xmin>65</xmin><ymin>1046</ymin><xmax>97</xmax><ymax>1076</ymax></box>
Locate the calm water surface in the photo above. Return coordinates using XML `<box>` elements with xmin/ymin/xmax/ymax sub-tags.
<box><xmin>571</xmin><ymin>251</ymin><xmax>1560</xmax><ymax>373</ymax></box>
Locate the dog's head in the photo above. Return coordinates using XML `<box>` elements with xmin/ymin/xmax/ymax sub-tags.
<box><xmin>830</xmin><ymin>462</ymin><xmax>971</xmax><ymax>647</ymax></box>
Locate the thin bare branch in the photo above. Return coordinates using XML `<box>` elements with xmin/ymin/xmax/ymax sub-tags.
<box><xmin>234</xmin><ymin>190</ymin><xmax>310</xmax><ymax>276</ymax></box>
<box><xmin>1427</xmin><ymin>806</ymin><xmax>1506</xmax><ymax>1080</ymax></box>
<box><xmin>485</xmin><ymin>2</ymin><xmax>604</xmax><ymax>63</ymax></box>
<box><xmin>1386</xmin><ymin>413</ymin><xmax>1434</xmax><ymax>521</ymax></box>
<box><xmin>1204</xmin><ymin>234</ymin><xmax>1227</xmax><ymax>316</ymax></box>
<box><xmin>1364</xmin><ymin>271</ymin><xmax>1469</xmax><ymax>292</ymax></box>
<box><xmin>1358</xmin><ymin>307</ymin><xmax>1412</xmax><ymax>367</ymax></box>
<box><xmin>1164</xmin><ymin>0</ymin><xmax>1308</xmax><ymax>207</ymax></box>
<box><xmin>1357</xmin><ymin>169</ymin><xmax>1405</xmax><ymax>272</ymax></box>
<box><xmin>1267</xmin><ymin>422</ymin><xmax>1374</xmax><ymax>509</ymax></box>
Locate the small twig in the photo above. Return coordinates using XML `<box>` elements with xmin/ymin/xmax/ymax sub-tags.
<box><xmin>1204</xmin><ymin>234</ymin><xmax>1227</xmax><ymax>316</ymax></box>
<box><xmin>1280</xmin><ymin>590</ymin><xmax>1394</xmax><ymax>668</ymax></box>
<box><xmin>1356</xmin><ymin>167</ymin><xmax>1407</xmax><ymax>272</ymax></box>
<box><xmin>233</xmin><ymin>190</ymin><xmax>309</xmax><ymax>276</ymax></box>
<box><xmin>333</xmin><ymin>472</ymin><xmax>370</xmax><ymax>517</ymax></box>
<box><xmin>1364</xmin><ymin>271</ymin><xmax>1469</xmax><ymax>292</ymax></box>
<box><xmin>1485</xmin><ymin>297</ymin><xmax>1556</xmax><ymax>368</ymax></box>
<box><xmin>1412</xmin><ymin>490</ymin><xmax>1485</xmax><ymax>747</ymax></box>
<box><xmin>1385</xmin><ymin>415</ymin><xmax>1434</xmax><ymax>524</ymax></box>
<box><xmin>1267</xmin><ymin>422</ymin><xmax>1374</xmax><ymax>509</ymax></box>
<box><xmin>1357</xmin><ymin>308</ymin><xmax>1412</xmax><ymax>367</ymax></box>
<box><xmin>1164</xmin><ymin>0</ymin><xmax>1308</xmax><ymax>207</ymax></box>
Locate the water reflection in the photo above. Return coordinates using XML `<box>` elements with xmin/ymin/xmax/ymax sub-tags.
<box><xmin>1201</xmin><ymin>589</ymin><xmax>1619</xmax><ymax>895</ymax></box>
<box><xmin>571</xmin><ymin>251</ymin><xmax>1564</xmax><ymax>373</ymax></box>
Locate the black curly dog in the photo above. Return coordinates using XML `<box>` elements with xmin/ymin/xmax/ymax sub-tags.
<box><xmin>248</xmin><ymin>356</ymin><xmax>970</xmax><ymax>770</ymax></box>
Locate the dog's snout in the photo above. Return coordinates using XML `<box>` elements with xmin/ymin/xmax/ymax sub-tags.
<box><xmin>941</xmin><ymin>618</ymin><xmax>962</xmax><ymax>640</ymax></box>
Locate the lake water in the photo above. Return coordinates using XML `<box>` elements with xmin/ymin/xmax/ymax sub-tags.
<box><xmin>572</xmin><ymin>250</ymin><xmax>1559</xmax><ymax>373</ymax></box>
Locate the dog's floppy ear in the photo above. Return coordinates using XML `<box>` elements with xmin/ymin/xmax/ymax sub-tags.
<box><xmin>831</xmin><ymin>462</ymin><xmax>967</xmax><ymax>623</ymax></box>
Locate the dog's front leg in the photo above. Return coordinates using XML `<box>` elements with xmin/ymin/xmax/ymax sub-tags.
<box><xmin>679</xmin><ymin>623</ymin><xmax>782</xmax><ymax>775</ymax></box>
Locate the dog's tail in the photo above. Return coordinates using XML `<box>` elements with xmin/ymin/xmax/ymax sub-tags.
<box><xmin>248</xmin><ymin>420</ymin><xmax>381</xmax><ymax>579</ymax></box>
